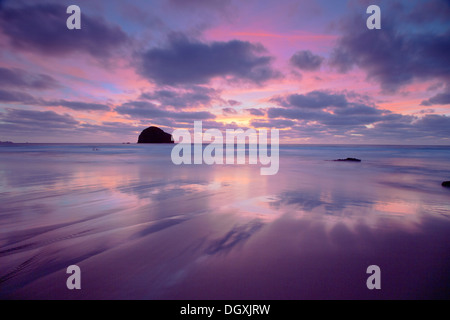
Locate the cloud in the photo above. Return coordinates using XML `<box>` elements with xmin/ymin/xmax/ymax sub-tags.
<box><xmin>406</xmin><ymin>0</ymin><xmax>450</xmax><ymax>24</ymax></box>
<box><xmin>116</xmin><ymin>100</ymin><xmax>216</xmax><ymax>121</ymax></box>
<box><xmin>0</xmin><ymin>89</ymin><xmax>38</xmax><ymax>104</ymax></box>
<box><xmin>169</xmin><ymin>0</ymin><xmax>231</xmax><ymax>10</ymax></box>
<box><xmin>0</xmin><ymin>108</ymin><xmax>141</xmax><ymax>142</ymax></box>
<box><xmin>290</xmin><ymin>50</ymin><xmax>324</xmax><ymax>71</ymax></box>
<box><xmin>274</xmin><ymin>90</ymin><xmax>348</xmax><ymax>109</ymax></box>
<box><xmin>46</xmin><ymin>100</ymin><xmax>111</xmax><ymax>111</ymax></box>
<box><xmin>0</xmin><ymin>3</ymin><xmax>130</xmax><ymax>59</ymax></box>
<box><xmin>421</xmin><ymin>91</ymin><xmax>450</xmax><ymax>106</ymax></box>
<box><xmin>418</xmin><ymin>109</ymin><xmax>435</xmax><ymax>114</ymax></box>
<box><xmin>0</xmin><ymin>67</ymin><xmax>59</xmax><ymax>90</ymax></box>
<box><xmin>333</xmin><ymin>103</ymin><xmax>383</xmax><ymax>116</ymax></box>
<box><xmin>245</xmin><ymin>108</ymin><xmax>266</xmax><ymax>116</ymax></box>
<box><xmin>222</xmin><ymin>107</ymin><xmax>237</xmax><ymax>116</ymax></box>
<box><xmin>268</xmin><ymin>90</ymin><xmax>388</xmax><ymax>127</ymax></box>
<box><xmin>250</xmin><ymin>119</ymin><xmax>295</xmax><ymax>128</ymax></box>
<box><xmin>227</xmin><ymin>99</ymin><xmax>241</xmax><ymax>106</ymax></box>
<box><xmin>267</xmin><ymin>88</ymin><xmax>450</xmax><ymax>142</ymax></box>
<box><xmin>139</xmin><ymin>86</ymin><xmax>221</xmax><ymax>108</ymax></box>
<box><xmin>330</xmin><ymin>0</ymin><xmax>450</xmax><ymax>92</ymax></box>
<box><xmin>79</xmin><ymin>121</ymin><xmax>140</xmax><ymax>135</ymax></box>
<box><xmin>0</xmin><ymin>108</ymin><xmax>79</xmax><ymax>129</ymax></box>
<box><xmin>138</xmin><ymin>33</ymin><xmax>280</xmax><ymax>86</ymax></box>
<box><xmin>414</xmin><ymin>114</ymin><xmax>450</xmax><ymax>136</ymax></box>
<box><xmin>354</xmin><ymin>114</ymin><xmax>450</xmax><ymax>141</ymax></box>
<box><xmin>0</xmin><ymin>89</ymin><xmax>110</xmax><ymax>111</ymax></box>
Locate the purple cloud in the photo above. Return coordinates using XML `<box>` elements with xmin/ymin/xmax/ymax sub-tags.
<box><xmin>421</xmin><ymin>90</ymin><xmax>450</xmax><ymax>106</ymax></box>
<box><xmin>227</xmin><ymin>100</ymin><xmax>241</xmax><ymax>106</ymax></box>
<box><xmin>250</xmin><ymin>119</ymin><xmax>295</xmax><ymax>128</ymax></box>
<box><xmin>245</xmin><ymin>108</ymin><xmax>266</xmax><ymax>116</ymax></box>
<box><xmin>0</xmin><ymin>89</ymin><xmax>37</xmax><ymax>104</ymax></box>
<box><xmin>0</xmin><ymin>3</ymin><xmax>130</xmax><ymax>59</ymax></box>
<box><xmin>290</xmin><ymin>50</ymin><xmax>324</xmax><ymax>71</ymax></box>
<box><xmin>0</xmin><ymin>90</ymin><xmax>110</xmax><ymax>111</ymax></box>
<box><xmin>116</xmin><ymin>100</ymin><xmax>216</xmax><ymax>121</ymax></box>
<box><xmin>274</xmin><ymin>91</ymin><xmax>348</xmax><ymax>109</ymax></box>
<box><xmin>0</xmin><ymin>108</ymin><xmax>79</xmax><ymax>129</ymax></box>
<box><xmin>0</xmin><ymin>67</ymin><xmax>59</xmax><ymax>90</ymax></box>
<box><xmin>267</xmin><ymin>88</ymin><xmax>450</xmax><ymax>142</ymax></box>
<box><xmin>46</xmin><ymin>100</ymin><xmax>111</xmax><ymax>111</ymax></box>
<box><xmin>138</xmin><ymin>33</ymin><xmax>280</xmax><ymax>86</ymax></box>
<box><xmin>330</xmin><ymin>0</ymin><xmax>450</xmax><ymax>92</ymax></box>
<box><xmin>222</xmin><ymin>107</ymin><xmax>237</xmax><ymax>116</ymax></box>
<box><xmin>268</xmin><ymin>90</ymin><xmax>390</xmax><ymax>128</ymax></box>
<box><xmin>139</xmin><ymin>86</ymin><xmax>221</xmax><ymax>108</ymax></box>
<box><xmin>169</xmin><ymin>0</ymin><xmax>231</xmax><ymax>10</ymax></box>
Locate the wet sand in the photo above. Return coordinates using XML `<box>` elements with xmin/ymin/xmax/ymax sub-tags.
<box><xmin>1</xmin><ymin>144</ymin><xmax>449</xmax><ymax>299</ymax></box>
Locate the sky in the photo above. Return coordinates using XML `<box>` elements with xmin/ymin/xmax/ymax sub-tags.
<box><xmin>0</xmin><ymin>0</ymin><xmax>449</xmax><ymax>144</ymax></box>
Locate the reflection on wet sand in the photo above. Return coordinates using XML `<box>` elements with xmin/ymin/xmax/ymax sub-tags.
<box><xmin>0</xmin><ymin>144</ymin><xmax>449</xmax><ymax>299</ymax></box>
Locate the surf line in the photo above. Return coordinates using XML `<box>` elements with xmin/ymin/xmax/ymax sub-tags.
<box><xmin>171</xmin><ymin>121</ymin><xmax>279</xmax><ymax>176</ymax></box>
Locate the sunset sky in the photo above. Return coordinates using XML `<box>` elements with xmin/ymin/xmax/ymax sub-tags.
<box><xmin>0</xmin><ymin>0</ymin><xmax>449</xmax><ymax>143</ymax></box>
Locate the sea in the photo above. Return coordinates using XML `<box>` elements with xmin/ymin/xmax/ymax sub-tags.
<box><xmin>0</xmin><ymin>143</ymin><xmax>449</xmax><ymax>299</ymax></box>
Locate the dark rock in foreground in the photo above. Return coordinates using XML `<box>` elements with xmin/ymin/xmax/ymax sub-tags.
<box><xmin>333</xmin><ymin>157</ymin><xmax>361</xmax><ymax>162</ymax></box>
<box><xmin>138</xmin><ymin>126</ymin><xmax>174</xmax><ymax>144</ymax></box>
<box><xmin>442</xmin><ymin>181</ymin><xmax>450</xmax><ymax>188</ymax></box>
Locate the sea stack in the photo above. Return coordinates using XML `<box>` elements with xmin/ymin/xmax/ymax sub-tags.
<box><xmin>138</xmin><ymin>126</ymin><xmax>174</xmax><ymax>143</ymax></box>
<box><xmin>333</xmin><ymin>158</ymin><xmax>361</xmax><ymax>162</ymax></box>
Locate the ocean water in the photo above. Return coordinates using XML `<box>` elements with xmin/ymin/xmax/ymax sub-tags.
<box><xmin>0</xmin><ymin>144</ymin><xmax>449</xmax><ymax>299</ymax></box>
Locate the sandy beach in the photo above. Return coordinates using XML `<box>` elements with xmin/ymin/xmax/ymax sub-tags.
<box><xmin>1</xmin><ymin>144</ymin><xmax>449</xmax><ymax>299</ymax></box>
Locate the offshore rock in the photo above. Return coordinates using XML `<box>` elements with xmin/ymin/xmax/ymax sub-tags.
<box><xmin>333</xmin><ymin>157</ymin><xmax>361</xmax><ymax>162</ymax></box>
<box><xmin>138</xmin><ymin>127</ymin><xmax>174</xmax><ymax>143</ymax></box>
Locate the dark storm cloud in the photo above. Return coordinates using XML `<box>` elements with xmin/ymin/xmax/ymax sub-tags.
<box><xmin>0</xmin><ymin>3</ymin><xmax>130</xmax><ymax>59</ymax></box>
<box><xmin>116</xmin><ymin>101</ymin><xmax>216</xmax><ymax>120</ymax></box>
<box><xmin>290</xmin><ymin>50</ymin><xmax>324</xmax><ymax>71</ymax></box>
<box><xmin>330</xmin><ymin>0</ymin><xmax>450</xmax><ymax>92</ymax></box>
<box><xmin>0</xmin><ymin>68</ymin><xmax>59</xmax><ymax>90</ymax></box>
<box><xmin>139</xmin><ymin>86</ymin><xmax>221</xmax><ymax>108</ymax></box>
<box><xmin>138</xmin><ymin>33</ymin><xmax>280</xmax><ymax>86</ymax></box>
